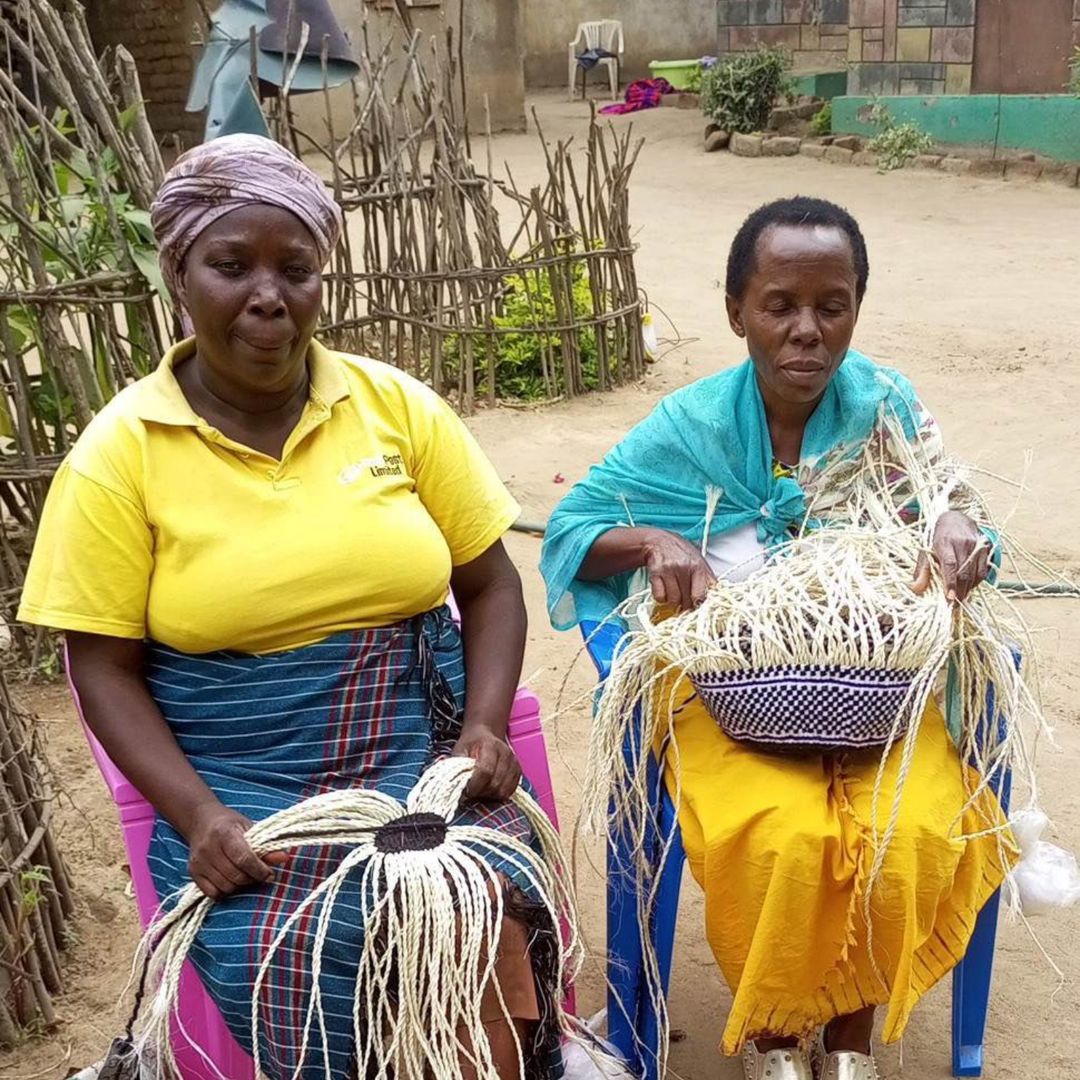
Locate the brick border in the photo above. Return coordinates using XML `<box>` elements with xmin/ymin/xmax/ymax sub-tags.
<box><xmin>709</xmin><ymin>129</ymin><xmax>1080</xmax><ymax>187</ymax></box>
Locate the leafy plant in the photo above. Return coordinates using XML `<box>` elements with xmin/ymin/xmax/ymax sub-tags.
<box><xmin>444</xmin><ymin>257</ymin><xmax>602</xmax><ymax>402</ymax></box>
<box><xmin>866</xmin><ymin>103</ymin><xmax>933</xmax><ymax>171</ymax></box>
<box><xmin>810</xmin><ymin>100</ymin><xmax>832</xmax><ymax>136</ymax></box>
<box><xmin>1069</xmin><ymin>46</ymin><xmax>1080</xmax><ymax>97</ymax></box>
<box><xmin>19</xmin><ymin>866</ymin><xmax>51</xmax><ymax>916</ymax></box>
<box><xmin>0</xmin><ymin>109</ymin><xmax>165</xmax><ymax>454</ymax></box>
<box><xmin>698</xmin><ymin>46</ymin><xmax>794</xmax><ymax>134</ymax></box>
<box><xmin>36</xmin><ymin>648</ymin><xmax>61</xmax><ymax>680</ymax></box>
<box><xmin>685</xmin><ymin>55</ymin><xmax>716</xmax><ymax>94</ymax></box>
<box><xmin>29</xmin><ymin>145</ymin><xmax>163</xmax><ymax>304</ymax></box>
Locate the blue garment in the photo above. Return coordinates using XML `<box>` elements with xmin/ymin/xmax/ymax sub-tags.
<box><xmin>576</xmin><ymin>46</ymin><xmax>616</xmax><ymax>70</ymax></box>
<box><xmin>540</xmin><ymin>352</ymin><xmax>923</xmax><ymax>629</ymax></box>
<box><xmin>145</xmin><ymin>608</ymin><xmax>562</xmax><ymax>1080</ymax></box>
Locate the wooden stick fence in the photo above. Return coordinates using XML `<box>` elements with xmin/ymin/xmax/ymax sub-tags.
<box><xmin>0</xmin><ymin>1</ymin><xmax>163</xmax><ymax>1039</ymax></box>
<box><xmin>0</xmin><ymin>0</ymin><xmax>168</xmax><ymax>669</ymax></box>
<box><xmin>280</xmin><ymin>4</ymin><xmax>646</xmax><ymax>412</ymax></box>
<box><xmin>0</xmin><ymin>671</ymin><xmax>74</xmax><ymax>1046</ymax></box>
<box><xmin>0</xmin><ymin>0</ymin><xmax>647</xmax><ymax>1045</ymax></box>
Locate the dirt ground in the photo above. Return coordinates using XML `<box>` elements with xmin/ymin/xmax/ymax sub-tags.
<box><xmin>3</xmin><ymin>91</ymin><xmax>1079</xmax><ymax>1079</ymax></box>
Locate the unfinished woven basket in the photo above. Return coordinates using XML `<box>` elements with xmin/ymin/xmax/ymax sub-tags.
<box><xmin>690</xmin><ymin>661</ymin><xmax>918</xmax><ymax>751</ymax></box>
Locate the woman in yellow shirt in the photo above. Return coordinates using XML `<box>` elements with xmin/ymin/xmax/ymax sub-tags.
<box><xmin>19</xmin><ymin>134</ymin><xmax>557</xmax><ymax>1080</ymax></box>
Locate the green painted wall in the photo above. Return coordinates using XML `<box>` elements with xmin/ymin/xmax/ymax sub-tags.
<box><xmin>791</xmin><ymin>71</ymin><xmax>848</xmax><ymax>101</ymax></box>
<box><xmin>831</xmin><ymin>94</ymin><xmax>1080</xmax><ymax>162</ymax></box>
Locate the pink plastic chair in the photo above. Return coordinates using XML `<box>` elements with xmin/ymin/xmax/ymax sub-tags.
<box><xmin>68</xmin><ymin>663</ymin><xmax>567</xmax><ymax>1079</ymax></box>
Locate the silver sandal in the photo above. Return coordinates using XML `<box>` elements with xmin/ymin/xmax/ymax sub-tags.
<box><xmin>742</xmin><ymin>1041</ymin><xmax>813</xmax><ymax>1080</ymax></box>
<box><xmin>812</xmin><ymin>1034</ymin><xmax>880</xmax><ymax>1080</ymax></box>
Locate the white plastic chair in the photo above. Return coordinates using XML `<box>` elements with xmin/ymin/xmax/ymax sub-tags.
<box><xmin>568</xmin><ymin>20</ymin><xmax>624</xmax><ymax>102</ymax></box>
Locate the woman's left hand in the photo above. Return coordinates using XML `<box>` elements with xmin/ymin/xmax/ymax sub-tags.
<box><xmin>912</xmin><ymin>509</ymin><xmax>991</xmax><ymax>602</ymax></box>
<box><xmin>452</xmin><ymin>724</ymin><xmax>522</xmax><ymax>802</ymax></box>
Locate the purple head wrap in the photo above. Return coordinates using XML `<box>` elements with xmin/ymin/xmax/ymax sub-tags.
<box><xmin>150</xmin><ymin>133</ymin><xmax>343</xmax><ymax>315</ymax></box>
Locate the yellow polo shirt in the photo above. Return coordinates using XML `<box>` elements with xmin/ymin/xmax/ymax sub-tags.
<box><xmin>18</xmin><ymin>339</ymin><xmax>520</xmax><ymax>654</ymax></box>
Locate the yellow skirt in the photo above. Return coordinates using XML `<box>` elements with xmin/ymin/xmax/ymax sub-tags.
<box><xmin>663</xmin><ymin>679</ymin><xmax>1012</xmax><ymax>1054</ymax></box>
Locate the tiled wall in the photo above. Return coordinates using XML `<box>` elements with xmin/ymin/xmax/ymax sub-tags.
<box><xmin>848</xmin><ymin>0</ymin><xmax>977</xmax><ymax>95</ymax></box>
<box><xmin>717</xmin><ymin>0</ymin><xmax>985</xmax><ymax>95</ymax></box>
<box><xmin>717</xmin><ymin>0</ymin><xmax>850</xmax><ymax>70</ymax></box>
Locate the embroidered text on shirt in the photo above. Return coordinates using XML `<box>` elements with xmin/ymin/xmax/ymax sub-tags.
<box><xmin>339</xmin><ymin>454</ymin><xmax>405</xmax><ymax>484</ymax></box>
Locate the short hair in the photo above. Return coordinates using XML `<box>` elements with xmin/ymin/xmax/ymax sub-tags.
<box><xmin>725</xmin><ymin>196</ymin><xmax>870</xmax><ymax>303</ymax></box>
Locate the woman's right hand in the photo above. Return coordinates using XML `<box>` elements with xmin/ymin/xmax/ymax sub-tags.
<box><xmin>185</xmin><ymin>801</ymin><xmax>287</xmax><ymax>900</ymax></box>
<box><xmin>65</xmin><ymin>633</ymin><xmax>290</xmax><ymax>902</ymax></box>
<box><xmin>641</xmin><ymin>528</ymin><xmax>717</xmax><ymax>611</ymax></box>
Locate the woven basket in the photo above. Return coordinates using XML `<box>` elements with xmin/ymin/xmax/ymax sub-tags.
<box><xmin>689</xmin><ymin>663</ymin><xmax>918</xmax><ymax>751</ymax></box>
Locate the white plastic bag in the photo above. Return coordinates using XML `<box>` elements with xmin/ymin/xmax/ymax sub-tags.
<box><xmin>562</xmin><ymin>1011</ymin><xmax>637</xmax><ymax>1080</ymax></box>
<box><xmin>641</xmin><ymin>312</ymin><xmax>659</xmax><ymax>362</ymax></box>
<box><xmin>563</xmin><ymin>1040</ymin><xmax>637</xmax><ymax>1080</ymax></box>
<box><xmin>1006</xmin><ymin>808</ymin><xmax>1080</xmax><ymax>916</ymax></box>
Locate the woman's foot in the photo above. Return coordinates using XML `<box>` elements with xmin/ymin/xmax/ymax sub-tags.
<box><xmin>815</xmin><ymin>1006</ymin><xmax>878</xmax><ymax>1078</ymax></box>
<box><xmin>813</xmin><ymin>1034</ymin><xmax>879</xmax><ymax>1080</ymax></box>
<box><xmin>742</xmin><ymin>1041</ymin><xmax>813</xmax><ymax>1080</ymax></box>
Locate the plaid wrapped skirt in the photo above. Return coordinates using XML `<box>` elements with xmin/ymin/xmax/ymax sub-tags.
<box><xmin>145</xmin><ymin>606</ymin><xmax>562</xmax><ymax>1079</ymax></box>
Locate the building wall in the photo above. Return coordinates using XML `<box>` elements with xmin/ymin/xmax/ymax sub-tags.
<box><xmin>86</xmin><ymin>0</ymin><xmax>525</xmax><ymax>150</ymax></box>
<box><xmin>461</xmin><ymin>0</ymin><xmax>527</xmax><ymax>132</ymax></box>
<box><xmin>522</xmin><ymin>0</ymin><xmax>718</xmax><ymax>87</ymax></box>
<box><xmin>972</xmin><ymin>0</ymin><xmax>1079</xmax><ymax>94</ymax></box>
<box><xmin>531</xmin><ymin>0</ymin><xmax>1080</xmax><ymax>95</ymax></box>
<box><xmin>846</xmin><ymin>0</ymin><xmax>977</xmax><ymax>95</ymax></box>
<box><xmin>523</xmin><ymin>1</ymin><xmax>855</xmax><ymax>88</ymax></box>
<box><xmin>726</xmin><ymin>0</ymin><xmax>1080</xmax><ymax>96</ymax></box>
<box><xmin>718</xmin><ymin>0</ymin><xmax>850</xmax><ymax>73</ymax></box>
<box><xmin>294</xmin><ymin>0</ymin><xmax>525</xmax><ymax>135</ymax></box>
<box><xmin>833</xmin><ymin>93</ymin><xmax>1080</xmax><ymax>160</ymax></box>
<box><xmin>84</xmin><ymin>0</ymin><xmax>203</xmax><ymax>146</ymax></box>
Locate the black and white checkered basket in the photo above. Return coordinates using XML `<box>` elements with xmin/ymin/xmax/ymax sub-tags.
<box><xmin>689</xmin><ymin>663</ymin><xmax>919</xmax><ymax>751</ymax></box>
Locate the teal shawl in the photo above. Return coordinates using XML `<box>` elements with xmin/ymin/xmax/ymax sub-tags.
<box><xmin>540</xmin><ymin>351</ymin><xmax>926</xmax><ymax>630</ymax></box>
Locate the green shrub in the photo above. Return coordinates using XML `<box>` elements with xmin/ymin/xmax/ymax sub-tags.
<box><xmin>810</xmin><ymin>100</ymin><xmax>832</xmax><ymax>136</ymax></box>
<box><xmin>0</xmin><ymin>110</ymin><xmax>164</xmax><ymax>450</ymax></box>
<box><xmin>444</xmin><ymin>259</ymin><xmax>601</xmax><ymax>402</ymax></box>
<box><xmin>699</xmin><ymin>47</ymin><xmax>794</xmax><ymax>134</ymax></box>
<box><xmin>866</xmin><ymin>103</ymin><xmax>933</xmax><ymax>171</ymax></box>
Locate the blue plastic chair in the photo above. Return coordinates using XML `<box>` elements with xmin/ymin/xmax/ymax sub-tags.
<box><xmin>581</xmin><ymin>617</ymin><xmax>1013</xmax><ymax>1080</ymax></box>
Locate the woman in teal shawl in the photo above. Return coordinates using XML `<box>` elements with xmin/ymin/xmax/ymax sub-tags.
<box><xmin>541</xmin><ymin>198</ymin><xmax>1004</xmax><ymax>1080</ymax></box>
